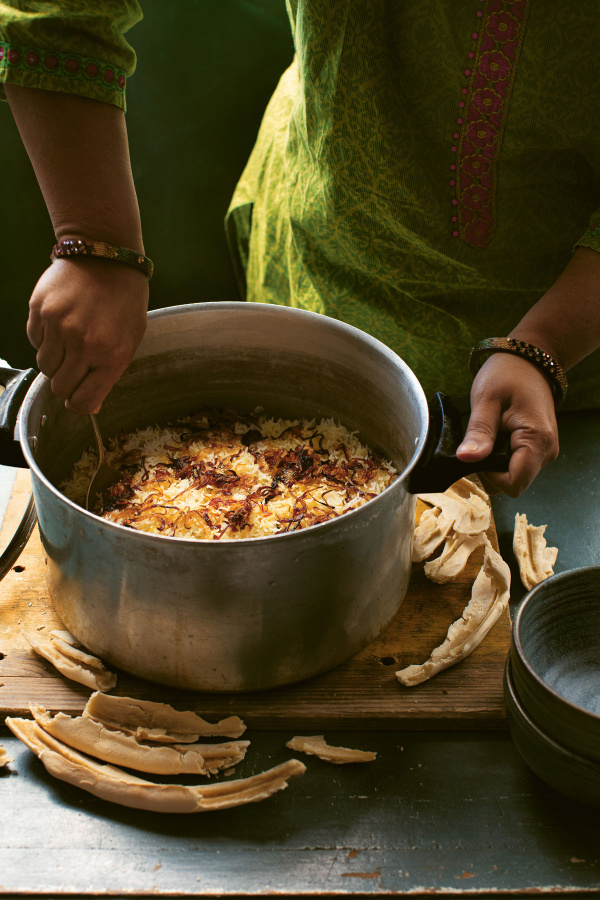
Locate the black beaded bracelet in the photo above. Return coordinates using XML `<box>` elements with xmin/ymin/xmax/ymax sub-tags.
<box><xmin>469</xmin><ymin>337</ymin><xmax>568</xmax><ymax>406</ymax></box>
<box><xmin>51</xmin><ymin>239</ymin><xmax>154</xmax><ymax>280</ymax></box>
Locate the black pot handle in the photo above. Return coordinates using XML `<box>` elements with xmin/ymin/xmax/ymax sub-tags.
<box><xmin>0</xmin><ymin>365</ymin><xmax>37</xmax><ymax>468</ymax></box>
<box><xmin>407</xmin><ymin>392</ymin><xmax>512</xmax><ymax>494</ymax></box>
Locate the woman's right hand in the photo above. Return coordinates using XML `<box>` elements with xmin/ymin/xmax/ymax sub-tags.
<box><xmin>27</xmin><ymin>258</ymin><xmax>149</xmax><ymax>415</ymax></box>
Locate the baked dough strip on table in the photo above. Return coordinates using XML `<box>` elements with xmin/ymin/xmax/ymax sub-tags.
<box><xmin>0</xmin><ymin>746</ymin><xmax>12</xmax><ymax>767</ymax></box>
<box><xmin>286</xmin><ymin>735</ymin><xmax>376</xmax><ymax>764</ymax></box>
<box><xmin>417</xmin><ymin>477</ymin><xmax>491</xmax><ymax>536</ymax></box>
<box><xmin>513</xmin><ymin>512</ymin><xmax>558</xmax><ymax>590</ymax></box>
<box><xmin>24</xmin><ymin>633</ymin><xmax>117</xmax><ymax>692</ymax></box>
<box><xmin>30</xmin><ymin>704</ymin><xmax>249</xmax><ymax>776</ymax></box>
<box><xmin>6</xmin><ymin>717</ymin><xmax>305</xmax><ymax>813</ymax></box>
<box><xmin>83</xmin><ymin>691</ymin><xmax>246</xmax><ymax>741</ymax></box>
<box><xmin>397</xmin><ymin>539</ymin><xmax>511</xmax><ymax>687</ymax></box>
<box><xmin>412</xmin><ymin>507</ymin><xmax>455</xmax><ymax>563</ymax></box>
<box><xmin>423</xmin><ymin>531</ymin><xmax>486</xmax><ymax>584</ymax></box>
<box><xmin>412</xmin><ymin>477</ymin><xmax>491</xmax><ymax>568</ymax></box>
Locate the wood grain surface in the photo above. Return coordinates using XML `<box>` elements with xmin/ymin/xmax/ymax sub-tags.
<box><xmin>0</xmin><ymin>471</ymin><xmax>511</xmax><ymax>729</ymax></box>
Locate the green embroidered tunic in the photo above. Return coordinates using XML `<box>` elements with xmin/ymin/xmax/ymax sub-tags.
<box><xmin>0</xmin><ymin>0</ymin><xmax>141</xmax><ymax>110</ymax></box>
<box><xmin>227</xmin><ymin>0</ymin><xmax>600</xmax><ymax>406</ymax></box>
<box><xmin>2</xmin><ymin>1</ymin><xmax>599</xmax><ymax>405</ymax></box>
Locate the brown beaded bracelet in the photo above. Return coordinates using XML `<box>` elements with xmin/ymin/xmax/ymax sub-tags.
<box><xmin>50</xmin><ymin>239</ymin><xmax>154</xmax><ymax>280</ymax></box>
<box><xmin>469</xmin><ymin>337</ymin><xmax>568</xmax><ymax>406</ymax></box>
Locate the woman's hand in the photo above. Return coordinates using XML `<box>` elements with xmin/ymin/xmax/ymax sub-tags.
<box><xmin>454</xmin><ymin>246</ymin><xmax>600</xmax><ymax>496</ymax></box>
<box><xmin>4</xmin><ymin>84</ymin><xmax>148</xmax><ymax>413</ymax></box>
<box><xmin>456</xmin><ymin>352</ymin><xmax>559</xmax><ymax>497</ymax></box>
<box><xmin>27</xmin><ymin>258</ymin><xmax>149</xmax><ymax>415</ymax></box>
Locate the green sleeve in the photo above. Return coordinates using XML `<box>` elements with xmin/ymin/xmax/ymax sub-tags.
<box><xmin>574</xmin><ymin>216</ymin><xmax>600</xmax><ymax>255</ymax></box>
<box><xmin>0</xmin><ymin>0</ymin><xmax>142</xmax><ymax>111</ymax></box>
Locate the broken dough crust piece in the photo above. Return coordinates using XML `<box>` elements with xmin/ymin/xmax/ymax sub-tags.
<box><xmin>49</xmin><ymin>635</ymin><xmax>108</xmax><ymax>671</ymax></box>
<box><xmin>25</xmin><ymin>634</ymin><xmax>117</xmax><ymax>692</ymax></box>
<box><xmin>286</xmin><ymin>735</ymin><xmax>376</xmax><ymax>764</ymax></box>
<box><xmin>513</xmin><ymin>512</ymin><xmax>558</xmax><ymax>590</ymax></box>
<box><xmin>6</xmin><ymin>717</ymin><xmax>306</xmax><ymax>813</ymax></box>
<box><xmin>446</xmin><ymin>476</ymin><xmax>490</xmax><ymax>503</ymax></box>
<box><xmin>423</xmin><ymin>531</ymin><xmax>486</xmax><ymax>584</ymax></box>
<box><xmin>396</xmin><ymin>539</ymin><xmax>511</xmax><ymax>686</ymax></box>
<box><xmin>412</xmin><ymin>507</ymin><xmax>455</xmax><ymax>563</ymax></box>
<box><xmin>84</xmin><ymin>691</ymin><xmax>246</xmax><ymax>741</ymax></box>
<box><xmin>49</xmin><ymin>629</ymin><xmax>82</xmax><ymax>647</ymax></box>
<box><xmin>418</xmin><ymin>477</ymin><xmax>491</xmax><ymax>536</ymax></box>
<box><xmin>0</xmin><ymin>746</ymin><xmax>12</xmax><ymax>767</ymax></box>
<box><xmin>30</xmin><ymin>705</ymin><xmax>249</xmax><ymax>776</ymax></box>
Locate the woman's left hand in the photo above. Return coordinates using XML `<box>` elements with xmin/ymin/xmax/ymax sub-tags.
<box><xmin>456</xmin><ymin>352</ymin><xmax>559</xmax><ymax>497</ymax></box>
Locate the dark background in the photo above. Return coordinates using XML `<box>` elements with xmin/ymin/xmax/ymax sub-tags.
<box><xmin>0</xmin><ymin>0</ymin><xmax>294</xmax><ymax>369</ymax></box>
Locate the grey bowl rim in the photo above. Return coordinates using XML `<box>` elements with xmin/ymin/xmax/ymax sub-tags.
<box><xmin>512</xmin><ymin>564</ymin><xmax>600</xmax><ymax>726</ymax></box>
<box><xmin>504</xmin><ymin>655</ymin><xmax>600</xmax><ymax>774</ymax></box>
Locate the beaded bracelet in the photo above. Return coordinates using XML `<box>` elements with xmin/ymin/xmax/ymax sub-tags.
<box><xmin>50</xmin><ymin>239</ymin><xmax>154</xmax><ymax>280</ymax></box>
<box><xmin>469</xmin><ymin>337</ymin><xmax>568</xmax><ymax>406</ymax></box>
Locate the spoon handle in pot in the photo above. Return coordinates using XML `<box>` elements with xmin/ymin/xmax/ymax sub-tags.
<box><xmin>407</xmin><ymin>391</ymin><xmax>512</xmax><ymax>494</ymax></box>
<box><xmin>0</xmin><ymin>366</ymin><xmax>37</xmax><ymax>468</ymax></box>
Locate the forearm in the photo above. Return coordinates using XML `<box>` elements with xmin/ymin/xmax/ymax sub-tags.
<box><xmin>5</xmin><ymin>83</ymin><xmax>148</xmax><ymax>414</ymax></box>
<box><xmin>458</xmin><ymin>247</ymin><xmax>600</xmax><ymax>496</ymax></box>
<box><xmin>4</xmin><ymin>83</ymin><xmax>143</xmax><ymax>251</ymax></box>
<box><xmin>508</xmin><ymin>247</ymin><xmax>600</xmax><ymax>371</ymax></box>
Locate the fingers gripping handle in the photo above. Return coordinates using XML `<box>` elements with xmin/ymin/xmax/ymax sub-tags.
<box><xmin>0</xmin><ymin>366</ymin><xmax>37</xmax><ymax>467</ymax></box>
<box><xmin>407</xmin><ymin>392</ymin><xmax>511</xmax><ymax>494</ymax></box>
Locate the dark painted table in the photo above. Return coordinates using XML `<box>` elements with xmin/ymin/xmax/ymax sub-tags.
<box><xmin>2</xmin><ymin>0</ymin><xmax>599</xmax><ymax>891</ymax></box>
<box><xmin>1</xmin><ymin>409</ymin><xmax>599</xmax><ymax>897</ymax></box>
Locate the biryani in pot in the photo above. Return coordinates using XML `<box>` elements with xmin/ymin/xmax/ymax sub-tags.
<box><xmin>61</xmin><ymin>409</ymin><xmax>397</xmax><ymax>540</ymax></box>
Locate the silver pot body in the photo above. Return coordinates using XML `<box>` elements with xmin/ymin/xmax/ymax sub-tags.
<box><xmin>18</xmin><ymin>302</ymin><xmax>428</xmax><ymax>691</ymax></box>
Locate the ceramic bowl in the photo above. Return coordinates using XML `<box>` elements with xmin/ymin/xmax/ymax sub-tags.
<box><xmin>504</xmin><ymin>657</ymin><xmax>600</xmax><ymax>808</ymax></box>
<box><xmin>510</xmin><ymin>566</ymin><xmax>600</xmax><ymax>763</ymax></box>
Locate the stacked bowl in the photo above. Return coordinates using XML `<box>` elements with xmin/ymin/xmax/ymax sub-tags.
<box><xmin>505</xmin><ymin>565</ymin><xmax>600</xmax><ymax>807</ymax></box>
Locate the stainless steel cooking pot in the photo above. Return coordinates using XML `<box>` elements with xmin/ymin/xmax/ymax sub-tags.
<box><xmin>0</xmin><ymin>302</ymin><xmax>508</xmax><ymax>691</ymax></box>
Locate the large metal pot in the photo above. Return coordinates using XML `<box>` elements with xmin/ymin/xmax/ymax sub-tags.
<box><xmin>0</xmin><ymin>302</ymin><xmax>507</xmax><ymax>691</ymax></box>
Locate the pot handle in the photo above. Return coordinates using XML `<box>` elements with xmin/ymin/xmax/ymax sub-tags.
<box><xmin>407</xmin><ymin>392</ymin><xmax>512</xmax><ymax>494</ymax></box>
<box><xmin>0</xmin><ymin>365</ymin><xmax>37</xmax><ymax>468</ymax></box>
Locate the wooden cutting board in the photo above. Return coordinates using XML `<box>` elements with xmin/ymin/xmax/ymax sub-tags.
<box><xmin>0</xmin><ymin>470</ymin><xmax>510</xmax><ymax>729</ymax></box>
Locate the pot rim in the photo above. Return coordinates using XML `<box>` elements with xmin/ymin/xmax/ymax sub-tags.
<box><xmin>18</xmin><ymin>301</ymin><xmax>429</xmax><ymax>546</ymax></box>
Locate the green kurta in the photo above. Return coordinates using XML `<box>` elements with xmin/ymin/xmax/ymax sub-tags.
<box><xmin>0</xmin><ymin>1</ymin><xmax>141</xmax><ymax>111</ymax></box>
<box><xmin>227</xmin><ymin>0</ymin><xmax>600</xmax><ymax>406</ymax></box>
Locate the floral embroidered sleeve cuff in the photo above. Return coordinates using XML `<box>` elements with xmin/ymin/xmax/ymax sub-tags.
<box><xmin>574</xmin><ymin>219</ymin><xmax>600</xmax><ymax>256</ymax></box>
<box><xmin>0</xmin><ymin>42</ymin><xmax>131</xmax><ymax>109</ymax></box>
<box><xmin>0</xmin><ymin>0</ymin><xmax>142</xmax><ymax>111</ymax></box>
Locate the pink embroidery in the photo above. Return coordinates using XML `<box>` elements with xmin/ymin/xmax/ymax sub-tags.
<box><xmin>465</xmin><ymin>119</ymin><xmax>498</xmax><ymax>149</ymax></box>
<box><xmin>487</xmin><ymin>11</ymin><xmax>521</xmax><ymax>42</ymax></box>
<box><xmin>451</xmin><ymin>0</ymin><xmax>530</xmax><ymax>248</ymax></box>
<box><xmin>472</xmin><ymin>88</ymin><xmax>504</xmax><ymax>115</ymax></box>
<box><xmin>0</xmin><ymin>41</ymin><xmax>127</xmax><ymax>96</ymax></box>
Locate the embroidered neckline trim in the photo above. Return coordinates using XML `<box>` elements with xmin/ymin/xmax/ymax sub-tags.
<box><xmin>450</xmin><ymin>0</ymin><xmax>531</xmax><ymax>249</ymax></box>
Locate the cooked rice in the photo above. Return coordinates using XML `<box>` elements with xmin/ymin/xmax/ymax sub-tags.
<box><xmin>61</xmin><ymin>409</ymin><xmax>397</xmax><ymax>540</ymax></box>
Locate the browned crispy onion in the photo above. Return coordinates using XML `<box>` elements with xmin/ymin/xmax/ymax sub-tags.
<box><xmin>89</xmin><ymin>410</ymin><xmax>395</xmax><ymax>541</ymax></box>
